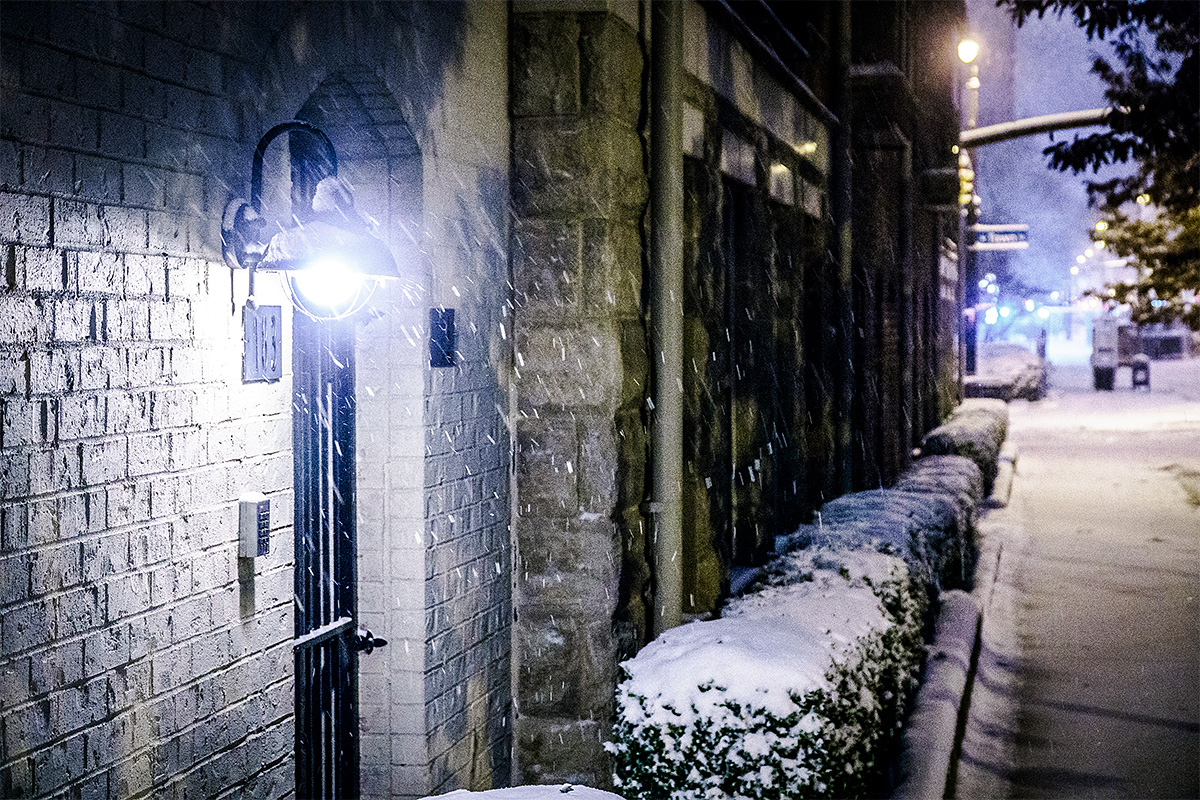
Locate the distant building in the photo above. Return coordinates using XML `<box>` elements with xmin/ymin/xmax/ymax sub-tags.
<box><xmin>0</xmin><ymin>1</ymin><xmax>966</xmax><ymax>796</ymax></box>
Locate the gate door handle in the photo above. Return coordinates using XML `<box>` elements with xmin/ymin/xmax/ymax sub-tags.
<box><xmin>354</xmin><ymin>627</ymin><xmax>388</xmax><ymax>655</ymax></box>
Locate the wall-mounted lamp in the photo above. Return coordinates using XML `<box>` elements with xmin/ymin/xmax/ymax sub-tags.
<box><xmin>222</xmin><ymin>121</ymin><xmax>399</xmax><ymax>320</ymax></box>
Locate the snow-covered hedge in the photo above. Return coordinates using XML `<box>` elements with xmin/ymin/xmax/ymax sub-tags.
<box><xmin>425</xmin><ymin>788</ymin><xmax>622</xmax><ymax>799</ymax></box>
<box><xmin>918</xmin><ymin>399</ymin><xmax>1008</xmax><ymax>494</ymax></box>
<box><xmin>608</xmin><ymin>406</ymin><xmax>1003</xmax><ymax>799</ymax></box>
<box><xmin>608</xmin><ymin>548</ymin><xmax>926</xmax><ymax>799</ymax></box>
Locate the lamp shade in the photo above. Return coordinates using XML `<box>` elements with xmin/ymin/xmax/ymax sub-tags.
<box><xmin>260</xmin><ymin>219</ymin><xmax>399</xmax><ymax>279</ymax></box>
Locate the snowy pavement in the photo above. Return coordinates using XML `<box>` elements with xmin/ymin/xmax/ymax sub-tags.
<box><xmin>954</xmin><ymin>356</ymin><xmax>1200</xmax><ymax>798</ymax></box>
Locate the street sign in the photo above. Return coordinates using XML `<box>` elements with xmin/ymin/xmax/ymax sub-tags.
<box><xmin>970</xmin><ymin>223</ymin><xmax>1029</xmax><ymax>251</ymax></box>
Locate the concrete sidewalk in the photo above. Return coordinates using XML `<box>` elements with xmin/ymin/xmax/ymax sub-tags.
<box><xmin>954</xmin><ymin>360</ymin><xmax>1200</xmax><ymax>798</ymax></box>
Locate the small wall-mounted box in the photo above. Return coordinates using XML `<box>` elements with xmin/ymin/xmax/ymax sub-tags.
<box><xmin>239</xmin><ymin>492</ymin><xmax>270</xmax><ymax>557</ymax></box>
<box><xmin>430</xmin><ymin>307</ymin><xmax>456</xmax><ymax>368</ymax></box>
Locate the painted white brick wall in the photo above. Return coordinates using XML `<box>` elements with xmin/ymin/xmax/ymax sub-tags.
<box><xmin>3</xmin><ymin>3</ymin><xmax>521</xmax><ymax>799</ymax></box>
<box><xmin>1</xmin><ymin>4</ymin><xmax>294</xmax><ymax>797</ymax></box>
<box><xmin>354</xmin><ymin>4</ymin><xmax>514</xmax><ymax>796</ymax></box>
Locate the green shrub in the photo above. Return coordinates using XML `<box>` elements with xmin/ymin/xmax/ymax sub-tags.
<box><xmin>608</xmin><ymin>549</ymin><xmax>926</xmax><ymax>799</ymax></box>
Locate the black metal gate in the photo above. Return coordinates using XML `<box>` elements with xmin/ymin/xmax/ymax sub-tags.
<box><xmin>293</xmin><ymin>314</ymin><xmax>360</xmax><ymax>799</ymax></box>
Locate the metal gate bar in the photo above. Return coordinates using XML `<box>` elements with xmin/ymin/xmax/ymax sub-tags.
<box><xmin>294</xmin><ymin>315</ymin><xmax>359</xmax><ymax>799</ymax></box>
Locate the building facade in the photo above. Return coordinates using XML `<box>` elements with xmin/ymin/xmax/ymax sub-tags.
<box><xmin>0</xmin><ymin>1</ymin><xmax>965</xmax><ymax>797</ymax></box>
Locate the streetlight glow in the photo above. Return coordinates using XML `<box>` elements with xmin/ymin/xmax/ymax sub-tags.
<box><xmin>958</xmin><ymin>38</ymin><xmax>980</xmax><ymax>64</ymax></box>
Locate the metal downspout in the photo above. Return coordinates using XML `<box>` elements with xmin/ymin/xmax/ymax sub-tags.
<box><xmin>832</xmin><ymin>0</ymin><xmax>854</xmax><ymax>495</ymax></box>
<box><xmin>650</xmin><ymin>0</ymin><xmax>684</xmax><ymax>636</ymax></box>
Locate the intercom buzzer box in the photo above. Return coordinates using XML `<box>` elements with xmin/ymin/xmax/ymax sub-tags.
<box><xmin>238</xmin><ymin>492</ymin><xmax>270</xmax><ymax>557</ymax></box>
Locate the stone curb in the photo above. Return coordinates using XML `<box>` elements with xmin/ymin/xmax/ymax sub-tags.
<box><xmin>892</xmin><ymin>590</ymin><xmax>981</xmax><ymax>799</ymax></box>
<box><xmin>984</xmin><ymin>441</ymin><xmax>1018</xmax><ymax>509</ymax></box>
<box><xmin>893</xmin><ymin>442</ymin><xmax>1012</xmax><ymax>799</ymax></box>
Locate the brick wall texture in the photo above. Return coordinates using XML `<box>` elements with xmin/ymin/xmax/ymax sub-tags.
<box><xmin>1</xmin><ymin>2</ymin><xmax>513</xmax><ymax>798</ymax></box>
<box><xmin>1</xmin><ymin>3</ymin><xmax>296</xmax><ymax>797</ymax></box>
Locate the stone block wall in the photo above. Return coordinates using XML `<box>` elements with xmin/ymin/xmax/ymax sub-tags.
<box><xmin>509</xmin><ymin>2</ymin><xmax>649</xmax><ymax>786</ymax></box>
<box><xmin>0</xmin><ymin>4</ymin><xmax>294</xmax><ymax>797</ymax></box>
<box><xmin>676</xmin><ymin>2</ymin><xmax>839</xmax><ymax>611</ymax></box>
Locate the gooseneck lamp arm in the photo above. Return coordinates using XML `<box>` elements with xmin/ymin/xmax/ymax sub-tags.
<box><xmin>226</xmin><ymin>122</ymin><xmax>337</xmax><ymax>304</ymax></box>
<box><xmin>223</xmin><ymin>120</ymin><xmax>400</xmax><ymax>320</ymax></box>
<box><xmin>250</xmin><ymin>121</ymin><xmax>338</xmax><ymax>218</ymax></box>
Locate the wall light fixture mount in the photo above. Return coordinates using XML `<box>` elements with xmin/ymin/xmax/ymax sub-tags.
<box><xmin>222</xmin><ymin>120</ymin><xmax>399</xmax><ymax>320</ymax></box>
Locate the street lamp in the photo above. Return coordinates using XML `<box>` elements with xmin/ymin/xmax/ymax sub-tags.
<box><xmin>958</xmin><ymin>35</ymin><xmax>981</xmax><ymax>375</ymax></box>
<box><xmin>222</xmin><ymin>121</ymin><xmax>400</xmax><ymax>321</ymax></box>
<box><xmin>958</xmin><ymin>37</ymin><xmax>980</xmax><ymax>129</ymax></box>
<box><xmin>957</xmin><ymin>38</ymin><xmax>980</xmax><ymax>66</ymax></box>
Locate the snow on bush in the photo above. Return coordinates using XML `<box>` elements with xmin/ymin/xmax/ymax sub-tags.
<box><xmin>425</xmin><ymin>787</ymin><xmax>623</xmax><ymax>800</ymax></box>
<box><xmin>893</xmin><ymin>455</ymin><xmax>983</xmax><ymax>589</ymax></box>
<box><xmin>608</xmin><ymin>547</ymin><xmax>926</xmax><ymax>799</ymax></box>
<box><xmin>919</xmin><ymin>399</ymin><xmax>1008</xmax><ymax>494</ymax></box>
<box><xmin>894</xmin><ymin>454</ymin><xmax>982</xmax><ymax>527</ymax></box>
<box><xmin>793</xmin><ymin>455</ymin><xmax>985</xmax><ymax>595</ymax></box>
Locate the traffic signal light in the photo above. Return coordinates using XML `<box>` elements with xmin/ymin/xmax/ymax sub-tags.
<box><xmin>958</xmin><ymin>151</ymin><xmax>974</xmax><ymax>206</ymax></box>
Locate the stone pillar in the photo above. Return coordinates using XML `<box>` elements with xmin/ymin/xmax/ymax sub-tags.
<box><xmin>509</xmin><ymin>3</ymin><xmax>647</xmax><ymax>786</ymax></box>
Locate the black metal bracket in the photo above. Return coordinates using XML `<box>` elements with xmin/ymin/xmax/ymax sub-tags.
<box><xmin>354</xmin><ymin>628</ymin><xmax>388</xmax><ymax>655</ymax></box>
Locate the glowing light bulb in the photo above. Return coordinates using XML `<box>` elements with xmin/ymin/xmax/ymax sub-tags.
<box><xmin>958</xmin><ymin>39</ymin><xmax>980</xmax><ymax>64</ymax></box>
<box><xmin>292</xmin><ymin>257</ymin><xmax>363</xmax><ymax>308</ymax></box>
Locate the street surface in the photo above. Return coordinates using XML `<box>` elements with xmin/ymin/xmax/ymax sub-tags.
<box><xmin>955</xmin><ymin>354</ymin><xmax>1200</xmax><ymax>799</ymax></box>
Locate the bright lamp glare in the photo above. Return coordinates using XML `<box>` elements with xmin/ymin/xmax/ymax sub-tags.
<box><xmin>1024</xmin><ymin>299</ymin><xmax>1035</xmax><ymax>312</ymax></box>
<box><xmin>999</xmin><ymin>306</ymin><xmax>1011</xmax><ymax>318</ymax></box>
<box><xmin>958</xmin><ymin>39</ymin><xmax>980</xmax><ymax>64</ymax></box>
<box><xmin>1037</xmin><ymin>307</ymin><xmax>1051</xmax><ymax>319</ymax></box>
<box><xmin>293</xmin><ymin>257</ymin><xmax>363</xmax><ymax>308</ymax></box>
